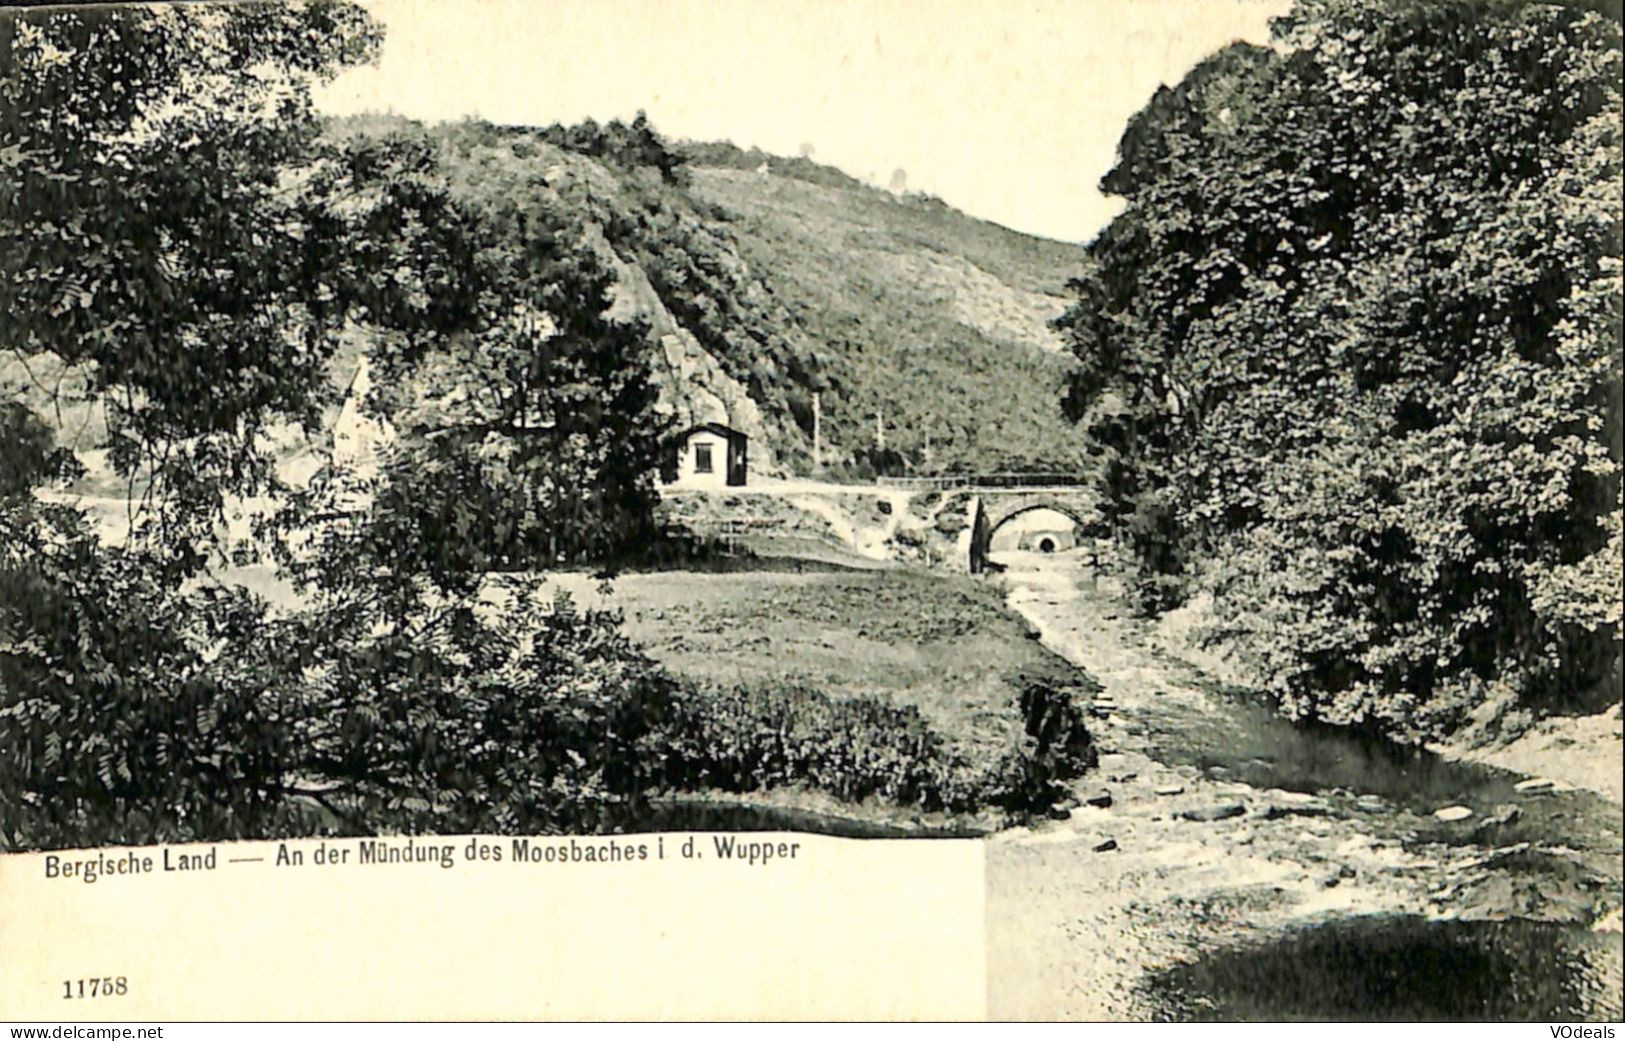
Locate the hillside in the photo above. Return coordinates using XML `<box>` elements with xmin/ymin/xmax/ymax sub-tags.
<box><xmin>683</xmin><ymin>145</ymin><xmax>1091</xmax><ymax>476</ymax></box>
<box><xmin>327</xmin><ymin>115</ymin><xmax>1092</xmax><ymax>478</ymax></box>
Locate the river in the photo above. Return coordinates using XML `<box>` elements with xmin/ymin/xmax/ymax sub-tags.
<box><xmin>985</xmin><ymin>548</ymin><xmax>1623</xmax><ymax>1021</ymax></box>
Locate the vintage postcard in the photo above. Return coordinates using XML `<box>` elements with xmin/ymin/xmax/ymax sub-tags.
<box><xmin>1</xmin><ymin>0</ymin><xmax>1621</xmax><ymax>1024</ymax></box>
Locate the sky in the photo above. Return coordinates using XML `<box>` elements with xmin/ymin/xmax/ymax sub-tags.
<box><xmin>315</xmin><ymin>0</ymin><xmax>1292</xmax><ymax>243</ymax></box>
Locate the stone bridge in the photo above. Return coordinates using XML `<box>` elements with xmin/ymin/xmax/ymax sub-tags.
<box><xmin>960</xmin><ymin>486</ymin><xmax>1101</xmax><ymax>574</ymax></box>
<box><xmin>873</xmin><ymin>475</ymin><xmax>1099</xmax><ymax>572</ymax></box>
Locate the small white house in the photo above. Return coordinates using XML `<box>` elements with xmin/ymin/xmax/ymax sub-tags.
<box><xmin>664</xmin><ymin>422</ymin><xmax>748</xmax><ymax>489</ymax></box>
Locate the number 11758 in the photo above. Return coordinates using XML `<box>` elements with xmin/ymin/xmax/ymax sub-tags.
<box><xmin>63</xmin><ymin>976</ymin><xmax>127</xmax><ymax>998</ymax></box>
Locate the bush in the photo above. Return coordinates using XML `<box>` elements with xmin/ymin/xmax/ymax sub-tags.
<box><xmin>647</xmin><ymin>679</ymin><xmax>1095</xmax><ymax>816</ymax></box>
<box><xmin>273</xmin><ymin>598</ymin><xmax>685</xmax><ymax>837</ymax></box>
<box><xmin>0</xmin><ymin>507</ymin><xmax>321</xmax><ymax>850</ymax></box>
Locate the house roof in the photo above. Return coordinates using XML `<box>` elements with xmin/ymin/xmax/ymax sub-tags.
<box><xmin>675</xmin><ymin>421</ymin><xmax>747</xmax><ymax>441</ymax></box>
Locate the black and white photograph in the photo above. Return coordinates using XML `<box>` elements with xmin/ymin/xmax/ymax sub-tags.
<box><xmin>1</xmin><ymin>0</ymin><xmax>1622</xmax><ymax>1024</ymax></box>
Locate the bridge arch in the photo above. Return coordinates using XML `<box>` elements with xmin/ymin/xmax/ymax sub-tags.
<box><xmin>988</xmin><ymin>504</ymin><xmax>1088</xmax><ymax>555</ymax></box>
<box><xmin>983</xmin><ymin>496</ymin><xmax>1097</xmax><ymax>536</ymax></box>
<box><xmin>967</xmin><ymin>490</ymin><xmax>1100</xmax><ymax>572</ymax></box>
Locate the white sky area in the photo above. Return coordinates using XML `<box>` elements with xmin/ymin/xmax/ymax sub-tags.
<box><xmin>316</xmin><ymin>0</ymin><xmax>1291</xmax><ymax>243</ymax></box>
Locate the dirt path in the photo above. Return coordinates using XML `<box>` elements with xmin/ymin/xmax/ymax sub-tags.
<box><xmin>984</xmin><ymin>552</ymin><xmax>1623</xmax><ymax>1019</ymax></box>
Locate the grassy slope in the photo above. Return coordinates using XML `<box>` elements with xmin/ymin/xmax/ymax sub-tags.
<box><xmin>687</xmin><ymin>163</ymin><xmax>1091</xmax><ymax>475</ymax></box>
<box><xmin>554</xmin><ymin>568</ymin><xmax>1092</xmax><ymax>763</ymax></box>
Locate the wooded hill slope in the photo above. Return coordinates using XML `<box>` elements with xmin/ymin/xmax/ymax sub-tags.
<box><xmin>329</xmin><ymin>114</ymin><xmax>1090</xmax><ymax>478</ymax></box>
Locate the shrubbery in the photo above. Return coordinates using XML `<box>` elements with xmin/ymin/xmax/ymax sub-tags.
<box><xmin>0</xmin><ymin>507</ymin><xmax>319</xmax><ymax>850</ymax></box>
<box><xmin>0</xmin><ymin>515</ymin><xmax>688</xmax><ymax>848</ymax></box>
<box><xmin>648</xmin><ymin>678</ymin><xmax>1096</xmax><ymax>815</ymax></box>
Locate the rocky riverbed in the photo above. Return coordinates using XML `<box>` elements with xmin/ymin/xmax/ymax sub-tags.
<box><xmin>985</xmin><ymin>550</ymin><xmax>1623</xmax><ymax>1020</ymax></box>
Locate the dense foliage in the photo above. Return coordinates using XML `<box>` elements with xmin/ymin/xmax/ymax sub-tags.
<box><xmin>335</xmin><ymin>130</ymin><xmax>669</xmax><ymax>584</ymax></box>
<box><xmin>653</xmin><ymin>678</ymin><xmax>1095</xmax><ymax>814</ymax></box>
<box><xmin>1</xmin><ymin>1</ymin><xmax>382</xmax><ymax>576</ymax></box>
<box><xmin>1059</xmin><ymin>0</ymin><xmax>1623</xmax><ymax>739</ymax></box>
<box><xmin>0</xmin><ymin>4</ymin><xmax>664</xmax><ymax>848</ymax></box>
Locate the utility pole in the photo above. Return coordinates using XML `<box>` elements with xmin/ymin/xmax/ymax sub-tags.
<box><xmin>812</xmin><ymin>391</ymin><xmax>822</xmax><ymax>473</ymax></box>
<box><xmin>875</xmin><ymin>407</ymin><xmax>885</xmax><ymax>451</ymax></box>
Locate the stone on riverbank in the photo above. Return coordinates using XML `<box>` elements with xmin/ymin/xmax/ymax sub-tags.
<box><xmin>1178</xmin><ymin>803</ymin><xmax>1246</xmax><ymax>823</ymax></box>
<box><xmin>1257</xmin><ymin>801</ymin><xmax>1333</xmax><ymax>821</ymax></box>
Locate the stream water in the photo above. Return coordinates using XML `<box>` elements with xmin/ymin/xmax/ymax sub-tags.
<box><xmin>610</xmin><ymin>798</ymin><xmax>984</xmax><ymax>839</ymax></box>
<box><xmin>1134</xmin><ymin>667</ymin><xmax>1620</xmax><ymax>854</ymax></box>
<box><xmin>993</xmin><ymin>548</ymin><xmax>1623</xmax><ymax>1021</ymax></box>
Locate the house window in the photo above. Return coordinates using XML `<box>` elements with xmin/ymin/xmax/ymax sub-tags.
<box><xmin>694</xmin><ymin>443</ymin><xmax>714</xmax><ymax>473</ymax></box>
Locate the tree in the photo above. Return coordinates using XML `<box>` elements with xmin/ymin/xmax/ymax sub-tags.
<box><xmin>1058</xmin><ymin>0</ymin><xmax>1622</xmax><ymax>739</ymax></box>
<box><xmin>1</xmin><ymin>2</ymin><xmax>385</xmax><ymax>573</ymax></box>
<box><xmin>1</xmin><ymin>1</ymin><xmax>389</xmax><ymax>847</ymax></box>
<box><xmin>286</xmin><ymin>132</ymin><xmax>668</xmax><ymax>597</ymax></box>
<box><xmin>0</xmin><ymin>6</ymin><xmax>682</xmax><ymax>852</ymax></box>
<box><xmin>533</xmin><ymin>111</ymin><xmax>686</xmax><ymax>185</ymax></box>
